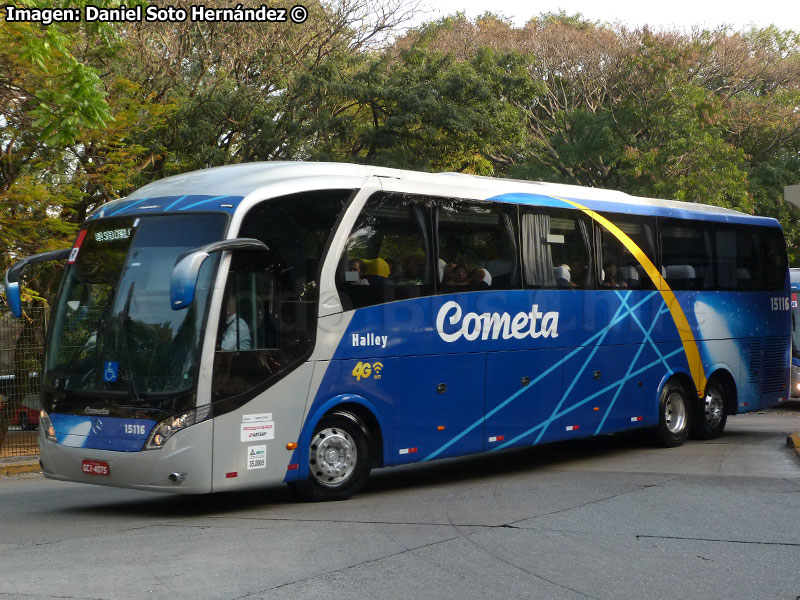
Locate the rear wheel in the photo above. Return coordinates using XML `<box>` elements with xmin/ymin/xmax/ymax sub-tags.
<box><xmin>691</xmin><ymin>379</ymin><xmax>727</xmax><ymax>440</ymax></box>
<box><xmin>652</xmin><ymin>379</ymin><xmax>691</xmax><ymax>447</ymax></box>
<box><xmin>289</xmin><ymin>412</ymin><xmax>371</xmax><ymax>501</ymax></box>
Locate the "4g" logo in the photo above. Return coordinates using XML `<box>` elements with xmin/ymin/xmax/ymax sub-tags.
<box><xmin>352</xmin><ymin>361</ymin><xmax>384</xmax><ymax>381</ymax></box>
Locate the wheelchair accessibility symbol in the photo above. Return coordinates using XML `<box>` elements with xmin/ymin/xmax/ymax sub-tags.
<box><xmin>103</xmin><ymin>361</ymin><xmax>119</xmax><ymax>383</ymax></box>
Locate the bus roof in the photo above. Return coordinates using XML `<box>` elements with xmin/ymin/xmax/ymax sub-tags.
<box><xmin>88</xmin><ymin>161</ymin><xmax>779</xmax><ymax>228</ymax></box>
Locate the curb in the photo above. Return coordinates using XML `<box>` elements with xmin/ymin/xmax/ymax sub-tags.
<box><xmin>0</xmin><ymin>457</ymin><xmax>41</xmax><ymax>477</ymax></box>
<box><xmin>787</xmin><ymin>433</ymin><xmax>800</xmax><ymax>461</ymax></box>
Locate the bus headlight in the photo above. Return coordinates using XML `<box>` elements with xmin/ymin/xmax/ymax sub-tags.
<box><xmin>39</xmin><ymin>410</ymin><xmax>56</xmax><ymax>443</ymax></box>
<box><xmin>145</xmin><ymin>404</ymin><xmax>212</xmax><ymax>450</ymax></box>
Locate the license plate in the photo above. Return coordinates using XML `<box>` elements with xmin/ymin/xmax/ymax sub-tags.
<box><xmin>82</xmin><ymin>460</ymin><xmax>110</xmax><ymax>476</ymax></box>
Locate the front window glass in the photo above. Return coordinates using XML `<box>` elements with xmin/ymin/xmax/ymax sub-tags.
<box><xmin>212</xmin><ymin>190</ymin><xmax>351</xmax><ymax>401</ymax></box>
<box><xmin>44</xmin><ymin>214</ymin><xmax>226</xmax><ymax>401</ymax></box>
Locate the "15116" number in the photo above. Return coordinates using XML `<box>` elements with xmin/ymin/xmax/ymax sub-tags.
<box><xmin>771</xmin><ymin>297</ymin><xmax>790</xmax><ymax>311</ymax></box>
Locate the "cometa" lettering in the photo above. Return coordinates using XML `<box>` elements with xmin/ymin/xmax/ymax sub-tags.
<box><xmin>435</xmin><ymin>301</ymin><xmax>559</xmax><ymax>343</ymax></box>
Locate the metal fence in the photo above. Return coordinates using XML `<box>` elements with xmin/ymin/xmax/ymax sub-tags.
<box><xmin>0</xmin><ymin>307</ymin><xmax>47</xmax><ymax>458</ymax></box>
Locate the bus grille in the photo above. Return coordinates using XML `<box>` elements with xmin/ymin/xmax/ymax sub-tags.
<box><xmin>748</xmin><ymin>341</ymin><xmax>760</xmax><ymax>384</ymax></box>
<box><xmin>761</xmin><ymin>338</ymin><xmax>787</xmax><ymax>394</ymax></box>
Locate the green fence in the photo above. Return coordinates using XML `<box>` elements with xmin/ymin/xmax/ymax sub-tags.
<box><xmin>0</xmin><ymin>307</ymin><xmax>47</xmax><ymax>459</ymax></box>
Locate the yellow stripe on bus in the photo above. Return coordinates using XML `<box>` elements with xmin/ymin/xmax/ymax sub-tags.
<box><xmin>556</xmin><ymin>197</ymin><xmax>707</xmax><ymax>397</ymax></box>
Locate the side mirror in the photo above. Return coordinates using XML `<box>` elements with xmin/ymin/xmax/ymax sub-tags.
<box><xmin>4</xmin><ymin>249</ymin><xmax>71</xmax><ymax>318</ymax></box>
<box><xmin>170</xmin><ymin>238</ymin><xmax>269</xmax><ymax>310</ymax></box>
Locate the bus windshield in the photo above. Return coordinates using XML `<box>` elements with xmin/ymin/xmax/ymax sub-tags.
<box><xmin>44</xmin><ymin>214</ymin><xmax>227</xmax><ymax>402</ymax></box>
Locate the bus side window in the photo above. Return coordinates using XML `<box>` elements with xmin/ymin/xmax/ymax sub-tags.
<box><xmin>659</xmin><ymin>219</ymin><xmax>714</xmax><ymax>291</ymax></box>
<box><xmin>761</xmin><ymin>227</ymin><xmax>788</xmax><ymax>291</ymax></box>
<box><xmin>596</xmin><ymin>214</ymin><xmax>657</xmax><ymax>291</ymax></box>
<box><xmin>521</xmin><ymin>207</ymin><xmax>594</xmax><ymax>289</ymax></box>
<box><xmin>337</xmin><ymin>192</ymin><xmax>434</xmax><ymax>310</ymax></box>
<box><xmin>435</xmin><ymin>199</ymin><xmax>519</xmax><ymax>292</ymax></box>
<box><xmin>715</xmin><ymin>225</ymin><xmax>761</xmax><ymax>291</ymax></box>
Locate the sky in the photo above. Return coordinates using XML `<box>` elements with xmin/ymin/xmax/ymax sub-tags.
<box><xmin>411</xmin><ymin>0</ymin><xmax>800</xmax><ymax>31</ymax></box>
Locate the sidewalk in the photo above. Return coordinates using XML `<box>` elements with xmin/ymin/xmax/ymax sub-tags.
<box><xmin>787</xmin><ymin>432</ymin><xmax>800</xmax><ymax>460</ymax></box>
<box><xmin>0</xmin><ymin>455</ymin><xmax>41</xmax><ymax>477</ymax></box>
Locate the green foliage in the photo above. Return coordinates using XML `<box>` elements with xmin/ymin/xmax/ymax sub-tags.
<box><xmin>4</xmin><ymin>5</ymin><xmax>800</xmax><ymax>307</ymax></box>
<box><xmin>296</xmin><ymin>31</ymin><xmax>534</xmax><ymax>174</ymax></box>
<box><xmin>1</xmin><ymin>1</ymin><xmax>116</xmax><ymax>145</ymax></box>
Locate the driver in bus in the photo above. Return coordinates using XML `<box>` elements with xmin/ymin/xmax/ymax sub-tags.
<box><xmin>220</xmin><ymin>294</ymin><xmax>252</xmax><ymax>351</ymax></box>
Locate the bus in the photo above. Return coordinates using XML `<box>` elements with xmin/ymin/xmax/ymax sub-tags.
<box><xmin>4</xmin><ymin>162</ymin><xmax>790</xmax><ymax>500</ymax></box>
<box><xmin>790</xmin><ymin>268</ymin><xmax>800</xmax><ymax>398</ymax></box>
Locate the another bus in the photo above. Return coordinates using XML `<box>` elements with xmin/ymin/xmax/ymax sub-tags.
<box><xmin>4</xmin><ymin>162</ymin><xmax>790</xmax><ymax>500</ymax></box>
<box><xmin>790</xmin><ymin>268</ymin><xmax>800</xmax><ymax>398</ymax></box>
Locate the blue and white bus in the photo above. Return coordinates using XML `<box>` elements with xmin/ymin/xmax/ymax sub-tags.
<box><xmin>4</xmin><ymin>162</ymin><xmax>790</xmax><ymax>500</ymax></box>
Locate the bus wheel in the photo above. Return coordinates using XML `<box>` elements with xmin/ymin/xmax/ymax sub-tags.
<box><xmin>691</xmin><ymin>380</ymin><xmax>727</xmax><ymax>440</ymax></box>
<box><xmin>653</xmin><ymin>380</ymin><xmax>691</xmax><ymax>447</ymax></box>
<box><xmin>290</xmin><ymin>412</ymin><xmax>370</xmax><ymax>501</ymax></box>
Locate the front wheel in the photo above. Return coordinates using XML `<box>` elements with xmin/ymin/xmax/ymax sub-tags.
<box><xmin>690</xmin><ymin>380</ymin><xmax>727</xmax><ymax>440</ymax></box>
<box><xmin>652</xmin><ymin>380</ymin><xmax>691</xmax><ymax>447</ymax></box>
<box><xmin>289</xmin><ymin>412</ymin><xmax>371</xmax><ymax>501</ymax></box>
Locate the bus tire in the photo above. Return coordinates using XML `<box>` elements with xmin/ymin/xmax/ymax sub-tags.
<box><xmin>690</xmin><ymin>379</ymin><xmax>727</xmax><ymax>440</ymax></box>
<box><xmin>653</xmin><ymin>379</ymin><xmax>691</xmax><ymax>447</ymax></box>
<box><xmin>289</xmin><ymin>411</ymin><xmax>371</xmax><ymax>501</ymax></box>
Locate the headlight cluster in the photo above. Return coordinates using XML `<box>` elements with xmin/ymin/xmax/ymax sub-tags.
<box><xmin>39</xmin><ymin>410</ymin><xmax>57</xmax><ymax>443</ymax></box>
<box><xmin>145</xmin><ymin>404</ymin><xmax>212</xmax><ymax>450</ymax></box>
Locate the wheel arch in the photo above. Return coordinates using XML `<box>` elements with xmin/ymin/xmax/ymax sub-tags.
<box><xmin>705</xmin><ymin>366</ymin><xmax>738</xmax><ymax>416</ymax></box>
<box><xmin>285</xmin><ymin>393</ymin><xmax>387</xmax><ymax>482</ymax></box>
<box><xmin>654</xmin><ymin>369</ymin><xmax>696</xmax><ymax>421</ymax></box>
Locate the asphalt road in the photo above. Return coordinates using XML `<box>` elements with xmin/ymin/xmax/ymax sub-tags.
<box><xmin>1</xmin><ymin>408</ymin><xmax>799</xmax><ymax>600</ymax></box>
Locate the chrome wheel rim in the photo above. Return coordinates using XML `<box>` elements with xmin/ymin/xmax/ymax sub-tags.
<box><xmin>704</xmin><ymin>387</ymin><xmax>724</xmax><ymax>428</ymax></box>
<box><xmin>309</xmin><ymin>427</ymin><xmax>357</xmax><ymax>487</ymax></box>
<box><xmin>664</xmin><ymin>392</ymin><xmax>687</xmax><ymax>434</ymax></box>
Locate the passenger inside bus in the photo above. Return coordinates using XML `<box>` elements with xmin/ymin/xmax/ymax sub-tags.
<box><xmin>554</xmin><ymin>264</ymin><xmax>571</xmax><ymax>288</ymax></box>
<box><xmin>348</xmin><ymin>258</ymin><xmax>369</xmax><ymax>285</ymax></box>
<box><xmin>363</xmin><ymin>257</ymin><xmax>391</xmax><ymax>285</ymax></box>
<box><xmin>469</xmin><ymin>268</ymin><xmax>492</xmax><ymax>287</ymax></box>
<box><xmin>445</xmin><ymin>264</ymin><xmax>470</xmax><ymax>286</ymax></box>
<box><xmin>393</xmin><ymin>254</ymin><xmax>425</xmax><ymax>285</ymax></box>
<box><xmin>601</xmin><ymin>260</ymin><xmax>627</xmax><ymax>289</ymax></box>
<box><xmin>440</xmin><ymin>262</ymin><xmax>492</xmax><ymax>289</ymax></box>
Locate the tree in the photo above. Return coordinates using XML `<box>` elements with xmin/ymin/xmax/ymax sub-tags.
<box><xmin>0</xmin><ymin>1</ymin><xmax>115</xmax><ymax>277</ymax></box>
<box><xmin>395</xmin><ymin>15</ymin><xmax>799</xmax><ymax>224</ymax></box>
<box><xmin>294</xmin><ymin>16</ymin><xmax>535</xmax><ymax>173</ymax></box>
